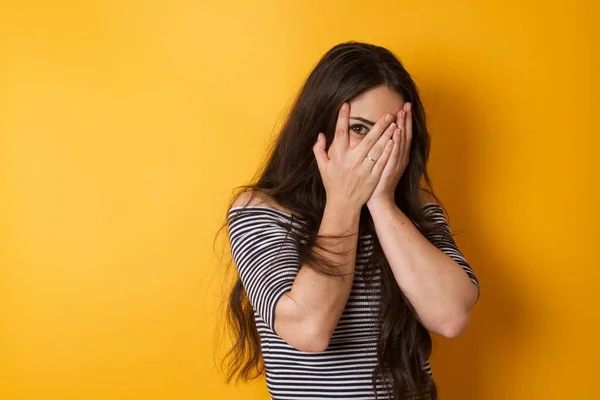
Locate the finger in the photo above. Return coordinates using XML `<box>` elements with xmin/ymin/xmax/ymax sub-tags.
<box><xmin>331</xmin><ymin>103</ymin><xmax>350</xmax><ymax>159</ymax></box>
<box><xmin>362</xmin><ymin>120</ymin><xmax>396</xmax><ymax>173</ymax></box>
<box><xmin>355</xmin><ymin>113</ymin><xmax>394</xmax><ymax>160</ymax></box>
<box><xmin>400</xmin><ymin>128</ymin><xmax>411</xmax><ymax>164</ymax></box>
<box><xmin>404</xmin><ymin>102</ymin><xmax>413</xmax><ymax>155</ymax></box>
<box><xmin>398</xmin><ymin>125</ymin><xmax>407</xmax><ymax>162</ymax></box>
<box><xmin>362</xmin><ymin>121</ymin><xmax>396</xmax><ymax>170</ymax></box>
<box><xmin>388</xmin><ymin>127</ymin><xmax>402</xmax><ymax>165</ymax></box>
<box><xmin>313</xmin><ymin>132</ymin><xmax>329</xmax><ymax>172</ymax></box>
<box><xmin>395</xmin><ymin>109</ymin><xmax>406</xmax><ymax>161</ymax></box>
<box><xmin>371</xmin><ymin>138</ymin><xmax>395</xmax><ymax>177</ymax></box>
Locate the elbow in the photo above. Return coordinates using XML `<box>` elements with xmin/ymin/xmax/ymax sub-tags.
<box><xmin>436</xmin><ymin>287</ymin><xmax>477</xmax><ymax>338</ymax></box>
<box><xmin>274</xmin><ymin>295</ymin><xmax>332</xmax><ymax>352</ymax></box>
<box><xmin>288</xmin><ymin>323</ymin><xmax>331</xmax><ymax>352</ymax></box>
<box><xmin>277</xmin><ymin>320</ymin><xmax>331</xmax><ymax>352</ymax></box>
<box><xmin>439</xmin><ymin>311</ymin><xmax>471</xmax><ymax>339</ymax></box>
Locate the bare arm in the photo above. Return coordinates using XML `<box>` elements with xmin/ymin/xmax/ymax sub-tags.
<box><xmin>367</xmin><ymin>197</ymin><xmax>479</xmax><ymax>338</ymax></box>
<box><xmin>274</xmin><ymin>200</ymin><xmax>361</xmax><ymax>352</ymax></box>
<box><xmin>275</xmin><ymin>102</ymin><xmax>397</xmax><ymax>351</ymax></box>
<box><xmin>363</xmin><ymin>101</ymin><xmax>478</xmax><ymax>338</ymax></box>
<box><xmin>244</xmin><ymin>102</ymin><xmax>396</xmax><ymax>352</ymax></box>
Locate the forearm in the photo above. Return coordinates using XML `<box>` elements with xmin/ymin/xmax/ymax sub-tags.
<box><xmin>275</xmin><ymin>200</ymin><xmax>360</xmax><ymax>351</ymax></box>
<box><xmin>368</xmin><ymin>199</ymin><xmax>478</xmax><ymax>337</ymax></box>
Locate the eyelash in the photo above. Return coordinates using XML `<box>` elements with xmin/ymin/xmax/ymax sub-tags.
<box><xmin>350</xmin><ymin>124</ymin><xmax>369</xmax><ymax>136</ymax></box>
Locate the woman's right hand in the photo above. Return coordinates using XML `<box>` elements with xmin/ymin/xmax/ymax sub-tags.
<box><xmin>313</xmin><ymin>102</ymin><xmax>397</xmax><ymax>209</ymax></box>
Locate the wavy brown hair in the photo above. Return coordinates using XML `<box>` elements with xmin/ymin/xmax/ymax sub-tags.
<box><xmin>215</xmin><ymin>41</ymin><xmax>448</xmax><ymax>400</ymax></box>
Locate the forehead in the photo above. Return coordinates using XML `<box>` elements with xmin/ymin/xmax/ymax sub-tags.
<box><xmin>349</xmin><ymin>85</ymin><xmax>405</xmax><ymax>121</ymax></box>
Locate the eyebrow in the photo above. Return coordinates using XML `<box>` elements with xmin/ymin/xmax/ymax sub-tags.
<box><xmin>349</xmin><ymin>116</ymin><xmax>375</xmax><ymax>127</ymax></box>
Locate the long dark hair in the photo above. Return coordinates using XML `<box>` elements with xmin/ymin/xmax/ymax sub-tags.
<box><xmin>215</xmin><ymin>41</ymin><xmax>447</xmax><ymax>399</ymax></box>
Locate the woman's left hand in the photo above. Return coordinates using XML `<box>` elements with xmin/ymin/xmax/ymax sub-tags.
<box><xmin>366</xmin><ymin>102</ymin><xmax>413</xmax><ymax>208</ymax></box>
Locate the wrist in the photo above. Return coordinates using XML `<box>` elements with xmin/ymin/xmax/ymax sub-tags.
<box><xmin>325</xmin><ymin>195</ymin><xmax>362</xmax><ymax>213</ymax></box>
<box><xmin>320</xmin><ymin>201</ymin><xmax>361</xmax><ymax>238</ymax></box>
<box><xmin>324</xmin><ymin>199</ymin><xmax>361</xmax><ymax>217</ymax></box>
<box><xmin>366</xmin><ymin>195</ymin><xmax>395</xmax><ymax>210</ymax></box>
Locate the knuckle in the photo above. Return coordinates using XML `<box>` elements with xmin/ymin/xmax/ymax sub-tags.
<box><xmin>363</xmin><ymin>136</ymin><xmax>375</xmax><ymax>146</ymax></box>
<box><xmin>375</xmin><ymin>121</ymin><xmax>387</xmax><ymax>132</ymax></box>
<box><xmin>380</xmin><ymin>114</ymin><xmax>393</xmax><ymax>124</ymax></box>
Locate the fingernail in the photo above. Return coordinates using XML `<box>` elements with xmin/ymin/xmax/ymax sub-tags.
<box><xmin>385</xmin><ymin>114</ymin><xmax>393</xmax><ymax>122</ymax></box>
<box><xmin>342</xmin><ymin>103</ymin><xmax>348</xmax><ymax>111</ymax></box>
<box><xmin>406</xmin><ymin>102</ymin><xmax>412</xmax><ymax>110</ymax></box>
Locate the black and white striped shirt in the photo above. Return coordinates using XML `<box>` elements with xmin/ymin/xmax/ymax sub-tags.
<box><xmin>227</xmin><ymin>203</ymin><xmax>479</xmax><ymax>400</ymax></box>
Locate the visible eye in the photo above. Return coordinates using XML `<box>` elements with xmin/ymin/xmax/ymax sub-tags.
<box><xmin>350</xmin><ymin>124</ymin><xmax>369</xmax><ymax>136</ymax></box>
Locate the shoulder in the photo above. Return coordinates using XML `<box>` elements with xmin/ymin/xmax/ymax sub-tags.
<box><xmin>419</xmin><ymin>189</ymin><xmax>440</xmax><ymax>208</ymax></box>
<box><xmin>227</xmin><ymin>191</ymin><xmax>303</xmax><ymax>244</ymax></box>
<box><xmin>230</xmin><ymin>190</ymin><xmax>298</xmax><ymax>217</ymax></box>
<box><xmin>418</xmin><ymin>189</ymin><xmax>449</xmax><ymax>222</ymax></box>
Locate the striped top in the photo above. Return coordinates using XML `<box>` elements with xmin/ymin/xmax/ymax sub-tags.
<box><xmin>227</xmin><ymin>203</ymin><xmax>480</xmax><ymax>400</ymax></box>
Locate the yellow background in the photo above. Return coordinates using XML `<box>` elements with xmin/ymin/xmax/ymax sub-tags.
<box><xmin>1</xmin><ymin>1</ymin><xmax>598</xmax><ymax>399</ymax></box>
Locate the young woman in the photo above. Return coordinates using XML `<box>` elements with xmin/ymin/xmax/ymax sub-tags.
<box><xmin>220</xmin><ymin>41</ymin><xmax>480</xmax><ymax>400</ymax></box>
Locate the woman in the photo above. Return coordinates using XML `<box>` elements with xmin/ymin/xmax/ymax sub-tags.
<box><xmin>219</xmin><ymin>41</ymin><xmax>480</xmax><ymax>400</ymax></box>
